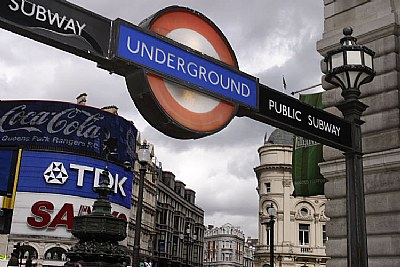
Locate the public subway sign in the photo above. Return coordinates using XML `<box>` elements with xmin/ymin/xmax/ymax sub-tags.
<box><xmin>0</xmin><ymin>0</ymin><xmax>111</xmax><ymax>61</ymax></box>
<box><xmin>246</xmin><ymin>85</ymin><xmax>352</xmax><ymax>151</ymax></box>
<box><xmin>113</xmin><ymin>20</ymin><xmax>258</xmax><ymax>109</ymax></box>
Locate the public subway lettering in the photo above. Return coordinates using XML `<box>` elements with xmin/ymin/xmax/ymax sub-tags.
<box><xmin>267</xmin><ymin>99</ymin><xmax>341</xmax><ymax>137</ymax></box>
<box><xmin>0</xmin><ymin>105</ymin><xmax>104</xmax><ymax>139</ymax></box>
<box><xmin>8</xmin><ymin>0</ymin><xmax>86</xmax><ymax>36</ymax></box>
<box><xmin>307</xmin><ymin>115</ymin><xmax>341</xmax><ymax>136</ymax></box>
<box><xmin>268</xmin><ymin>99</ymin><xmax>301</xmax><ymax>122</ymax></box>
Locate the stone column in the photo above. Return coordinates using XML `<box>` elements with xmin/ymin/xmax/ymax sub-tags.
<box><xmin>317</xmin><ymin>1</ymin><xmax>400</xmax><ymax>267</ymax></box>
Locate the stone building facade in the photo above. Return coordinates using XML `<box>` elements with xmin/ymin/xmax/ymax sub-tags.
<box><xmin>204</xmin><ymin>223</ymin><xmax>246</xmax><ymax>267</ymax></box>
<box><xmin>254</xmin><ymin>130</ymin><xmax>328</xmax><ymax>267</ymax></box>
<box><xmin>316</xmin><ymin>1</ymin><xmax>400</xmax><ymax>266</ymax></box>
<box><xmin>155</xmin><ymin>171</ymin><xmax>205</xmax><ymax>267</ymax></box>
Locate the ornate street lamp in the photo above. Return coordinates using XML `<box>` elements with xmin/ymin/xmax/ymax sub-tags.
<box><xmin>184</xmin><ymin>224</ymin><xmax>197</xmax><ymax>267</ymax></box>
<box><xmin>324</xmin><ymin>27</ymin><xmax>375</xmax><ymax>267</ymax></box>
<box><xmin>132</xmin><ymin>141</ymin><xmax>151</xmax><ymax>267</ymax></box>
<box><xmin>186</xmin><ymin>226</ymin><xmax>190</xmax><ymax>267</ymax></box>
<box><xmin>266</xmin><ymin>203</ymin><xmax>276</xmax><ymax>267</ymax></box>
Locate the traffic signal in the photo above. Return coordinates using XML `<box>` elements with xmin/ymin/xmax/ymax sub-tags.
<box><xmin>12</xmin><ymin>242</ymin><xmax>20</xmax><ymax>258</ymax></box>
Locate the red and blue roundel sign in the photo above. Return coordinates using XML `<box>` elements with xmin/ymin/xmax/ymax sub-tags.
<box><xmin>126</xmin><ymin>6</ymin><xmax>240</xmax><ymax>139</ymax></box>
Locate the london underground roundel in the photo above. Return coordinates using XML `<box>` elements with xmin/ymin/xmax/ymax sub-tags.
<box><xmin>128</xmin><ymin>6</ymin><xmax>239</xmax><ymax>139</ymax></box>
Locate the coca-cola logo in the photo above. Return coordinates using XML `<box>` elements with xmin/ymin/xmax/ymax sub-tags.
<box><xmin>0</xmin><ymin>105</ymin><xmax>104</xmax><ymax>139</ymax></box>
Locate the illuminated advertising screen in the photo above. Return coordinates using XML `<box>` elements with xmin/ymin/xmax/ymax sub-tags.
<box><xmin>17</xmin><ymin>151</ymin><xmax>133</xmax><ymax>208</ymax></box>
<box><xmin>0</xmin><ymin>148</ymin><xmax>18</xmax><ymax>197</ymax></box>
<box><xmin>11</xmin><ymin>192</ymin><xmax>129</xmax><ymax>239</ymax></box>
<box><xmin>0</xmin><ymin>100</ymin><xmax>137</xmax><ymax>165</ymax></box>
<box><xmin>10</xmin><ymin>151</ymin><xmax>133</xmax><ymax>239</ymax></box>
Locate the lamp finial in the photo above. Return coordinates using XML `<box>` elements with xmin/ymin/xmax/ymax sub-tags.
<box><xmin>343</xmin><ymin>26</ymin><xmax>353</xmax><ymax>36</ymax></box>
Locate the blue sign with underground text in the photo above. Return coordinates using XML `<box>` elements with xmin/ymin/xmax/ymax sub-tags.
<box><xmin>116</xmin><ymin>23</ymin><xmax>258</xmax><ymax>108</ymax></box>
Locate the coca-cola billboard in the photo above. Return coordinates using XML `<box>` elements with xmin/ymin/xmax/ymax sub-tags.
<box><xmin>0</xmin><ymin>100</ymin><xmax>137</xmax><ymax>165</ymax></box>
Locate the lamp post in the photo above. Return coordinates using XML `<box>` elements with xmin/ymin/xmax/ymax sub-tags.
<box><xmin>184</xmin><ymin>225</ymin><xmax>197</xmax><ymax>267</ymax></box>
<box><xmin>132</xmin><ymin>141</ymin><xmax>151</xmax><ymax>267</ymax></box>
<box><xmin>325</xmin><ymin>27</ymin><xmax>375</xmax><ymax>267</ymax></box>
<box><xmin>184</xmin><ymin>226</ymin><xmax>189</xmax><ymax>267</ymax></box>
<box><xmin>266</xmin><ymin>203</ymin><xmax>276</xmax><ymax>267</ymax></box>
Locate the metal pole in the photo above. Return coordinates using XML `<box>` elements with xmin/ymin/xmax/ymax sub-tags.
<box><xmin>290</xmin><ymin>83</ymin><xmax>322</xmax><ymax>95</ymax></box>
<box><xmin>132</xmin><ymin>165</ymin><xmax>147</xmax><ymax>267</ymax></box>
<box><xmin>270</xmin><ymin>216</ymin><xmax>275</xmax><ymax>267</ymax></box>
<box><xmin>338</xmin><ymin>90</ymin><xmax>369</xmax><ymax>267</ymax></box>
<box><xmin>186</xmin><ymin>238</ymin><xmax>189</xmax><ymax>267</ymax></box>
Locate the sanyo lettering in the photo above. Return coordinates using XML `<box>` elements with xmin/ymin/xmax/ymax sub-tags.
<box><xmin>8</xmin><ymin>0</ymin><xmax>86</xmax><ymax>36</ymax></box>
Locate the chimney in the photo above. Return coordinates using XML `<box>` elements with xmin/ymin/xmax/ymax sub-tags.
<box><xmin>101</xmin><ymin>105</ymin><xmax>119</xmax><ymax>115</ymax></box>
<box><xmin>76</xmin><ymin>93</ymin><xmax>87</xmax><ymax>105</ymax></box>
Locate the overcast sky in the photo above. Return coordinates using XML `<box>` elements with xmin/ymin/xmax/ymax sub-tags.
<box><xmin>0</xmin><ymin>0</ymin><xmax>324</xmax><ymax>238</ymax></box>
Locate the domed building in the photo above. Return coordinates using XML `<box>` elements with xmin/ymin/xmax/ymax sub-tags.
<box><xmin>254</xmin><ymin>129</ymin><xmax>328</xmax><ymax>267</ymax></box>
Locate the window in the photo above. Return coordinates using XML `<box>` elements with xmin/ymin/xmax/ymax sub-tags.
<box><xmin>172</xmin><ymin>236</ymin><xmax>178</xmax><ymax>256</ymax></box>
<box><xmin>44</xmin><ymin>247</ymin><xmax>67</xmax><ymax>261</ymax></box>
<box><xmin>300</xmin><ymin>208</ymin><xmax>309</xmax><ymax>217</ymax></box>
<box><xmin>20</xmin><ymin>246</ymin><xmax>37</xmax><ymax>259</ymax></box>
<box><xmin>299</xmin><ymin>224</ymin><xmax>310</xmax><ymax>245</ymax></box>
<box><xmin>265</xmin><ymin>182</ymin><xmax>271</xmax><ymax>193</ymax></box>
<box><xmin>323</xmin><ymin>224</ymin><xmax>327</xmax><ymax>245</ymax></box>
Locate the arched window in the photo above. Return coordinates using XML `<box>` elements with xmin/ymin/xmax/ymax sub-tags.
<box><xmin>44</xmin><ymin>247</ymin><xmax>67</xmax><ymax>261</ymax></box>
<box><xmin>300</xmin><ymin>207</ymin><xmax>309</xmax><ymax>217</ymax></box>
<box><xmin>20</xmin><ymin>245</ymin><xmax>37</xmax><ymax>259</ymax></box>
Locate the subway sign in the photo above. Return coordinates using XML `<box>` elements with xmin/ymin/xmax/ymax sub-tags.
<box><xmin>114</xmin><ymin>20</ymin><xmax>258</xmax><ymax>109</ymax></box>
<box><xmin>247</xmin><ymin>85</ymin><xmax>352</xmax><ymax>151</ymax></box>
<box><xmin>0</xmin><ymin>0</ymin><xmax>111</xmax><ymax>61</ymax></box>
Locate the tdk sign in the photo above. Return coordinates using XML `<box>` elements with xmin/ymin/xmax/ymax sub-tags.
<box><xmin>18</xmin><ymin>151</ymin><xmax>133</xmax><ymax>209</ymax></box>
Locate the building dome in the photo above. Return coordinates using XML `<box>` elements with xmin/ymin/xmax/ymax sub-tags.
<box><xmin>265</xmin><ymin>129</ymin><xmax>293</xmax><ymax>145</ymax></box>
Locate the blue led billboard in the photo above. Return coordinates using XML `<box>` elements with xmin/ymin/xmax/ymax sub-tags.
<box><xmin>0</xmin><ymin>100</ymin><xmax>137</xmax><ymax>165</ymax></box>
<box><xmin>0</xmin><ymin>148</ymin><xmax>18</xmax><ymax>197</ymax></box>
<box><xmin>17</xmin><ymin>151</ymin><xmax>133</xmax><ymax>209</ymax></box>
